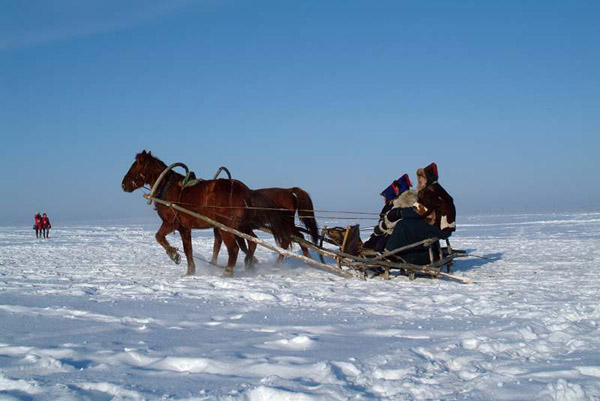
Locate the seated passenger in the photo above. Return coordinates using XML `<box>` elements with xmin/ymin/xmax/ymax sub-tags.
<box><xmin>384</xmin><ymin>163</ymin><xmax>456</xmax><ymax>259</ymax></box>
<box><xmin>415</xmin><ymin>162</ymin><xmax>456</xmax><ymax>232</ymax></box>
<box><xmin>363</xmin><ymin>174</ymin><xmax>414</xmax><ymax>252</ymax></box>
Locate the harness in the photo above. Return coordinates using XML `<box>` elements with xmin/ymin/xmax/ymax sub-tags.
<box><xmin>148</xmin><ymin>163</ymin><xmax>237</xmax><ymax>226</ymax></box>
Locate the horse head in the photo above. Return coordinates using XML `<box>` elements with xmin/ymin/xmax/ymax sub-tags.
<box><xmin>122</xmin><ymin>150</ymin><xmax>157</xmax><ymax>192</ymax></box>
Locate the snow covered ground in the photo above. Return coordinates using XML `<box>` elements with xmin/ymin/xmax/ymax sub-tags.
<box><xmin>1</xmin><ymin>212</ymin><xmax>599</xmax><ymax>401</ymax></box>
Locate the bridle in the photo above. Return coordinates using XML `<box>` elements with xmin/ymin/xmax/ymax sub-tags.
<box><xmin>126</xmin><ymin>159</ymin><xmax>152</xmax><ymax>190</ymax></box>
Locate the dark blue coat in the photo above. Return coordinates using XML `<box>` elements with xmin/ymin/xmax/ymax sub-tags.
<box><xmin>385</xmin><ymin>208</ymin><xmax>451</xmax><ymax>253</ymax></box>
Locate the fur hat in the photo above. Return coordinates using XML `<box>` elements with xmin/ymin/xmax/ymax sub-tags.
<box><xmin>416</xmin><ymin>163</ymin><xmax>438</xmax><ymax>190</ymax></box>
<box><xmin>381</xmin><ymin>173</ymin><xmax>413</xmax><ymax>202</ymax></box>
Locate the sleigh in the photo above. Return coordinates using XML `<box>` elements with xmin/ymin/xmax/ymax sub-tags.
<box><xmin>317</xmin><ymin>225</ymin><xmax>469</xmax><ymax>281</ymax></box>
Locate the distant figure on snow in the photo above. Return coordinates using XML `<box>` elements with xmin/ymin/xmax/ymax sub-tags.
<box><xmin>33</xmin><ymin>212</ymin><xmax>43</xmax><ymax>238</ymax></box>
<box><xmin>41</xmin><ymin>213</ymin><xmax>52</xmax><ymax>238</ymax></box>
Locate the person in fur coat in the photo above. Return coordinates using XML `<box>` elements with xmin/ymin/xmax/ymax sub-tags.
<box><xmin>384</xmin><ymin>163</ymin><xmax>456</xmax><ymax>256</ymax></box>
<box><xmin>415</xmin><ymin>162</ymin><xmax>456</xmax><ymax>232</ymax></box>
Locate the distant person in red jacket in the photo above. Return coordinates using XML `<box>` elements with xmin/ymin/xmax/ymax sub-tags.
<box><xmin>41</xmin><ymin>213</ymin><xmax>52</xmax><ymax>238</ymax></box>
<box><xmin>34</xmin><ymin>212</ymin><xmax>43</xmax><ymax>238</ymax></box>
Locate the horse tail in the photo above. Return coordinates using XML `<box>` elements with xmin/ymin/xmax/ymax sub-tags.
<box><xmin>245</xmin><ymin>191</ymin><xmax>294</xmax><ymax>249</ymax></box>
<box><xmin>290</xmin><ymin>187</ymin><xmax>319</xmax><ymax>244</ymax></box>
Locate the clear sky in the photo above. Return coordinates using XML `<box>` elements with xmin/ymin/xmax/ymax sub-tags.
<box><xmin>1</xmin><ymin>0</ymin><xmax>598</xmax><ymax>225</ymax></box>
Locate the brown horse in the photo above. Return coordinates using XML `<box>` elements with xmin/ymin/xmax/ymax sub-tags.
<box><xmin>121</xmin><ymin>150</ymin><xmax>295</xmax><ymax>277</ymax></box>
<box><xmin>212</xmin><ymin>187</ymin><xmax>319</xmax><ymax>264</ymax></box>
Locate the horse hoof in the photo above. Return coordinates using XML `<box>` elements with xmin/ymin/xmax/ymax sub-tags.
<box><xmin>167</xmin><ymin>249</ymin><xmax>181</xmax><ymax>265</ymax></box>
<box><xmin>244</xmin><ymin>257</ymin><xmax>255</xmax><ymax>269</ymax></box>
<box><xmin>223</xmin><ymin>270</ymin><xmax>234</xmax><ymax>278</ymax></box>
<box><xmin>183</xmin><ymin>270</ymin><xmax>196</xmax><ymax>276</ymax></box>
<box><xmin>252</xmin><ymin>257</ymin><xmax>259</xmax><ymax>264</ymax></box>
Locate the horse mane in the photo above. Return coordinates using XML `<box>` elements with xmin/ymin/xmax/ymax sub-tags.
<box><xmin>137</xmin><ymin>151</ymin><xmax>179</xmax><ymax>180</ymax></box>
<box><xmin>137</xmin><ymin>151</ymin><xmax>165</xmax><ymax>168</ymax></box>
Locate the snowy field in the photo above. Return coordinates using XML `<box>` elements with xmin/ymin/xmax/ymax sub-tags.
<box><xmin>1</xmin><ymin>212</ymin><xmax>599</xmax><ymax>401</ymax></box>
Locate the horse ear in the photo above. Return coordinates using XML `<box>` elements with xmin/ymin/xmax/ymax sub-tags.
<box><xmin>148</xmin><ymin>151</ymin><xmax>152</xmax><ymax>156</ymax></box>
<box><xmin>142</xmin><ymin>150</ymin><xmax>147</xmax><ymax>155</ymax></box>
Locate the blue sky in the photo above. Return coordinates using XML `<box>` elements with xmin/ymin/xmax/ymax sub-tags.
<box><xmin>1</xmin><ymin>0</ymin><xmax>598</xmax><ymax>225</ymax></box>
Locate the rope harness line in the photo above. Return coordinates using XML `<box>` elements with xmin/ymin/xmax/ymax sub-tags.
<box><xmin>163</xmin><ymin>202</ymin><xmax>381</xmax><ymax>221</ymax></box>
<box><xmin>170</xmin><ymin>202</ymin><xmax>380</xmax><ymax>216</ymax></box>
<box><xmin>147</xmin><ymin>164</ymin><xmax>382</xmax><ymax>229</ymax></box>
<box><xmin>172</xmin><ymin>246</ymin><xmax>224</xmax><ymax>269</ymax></box>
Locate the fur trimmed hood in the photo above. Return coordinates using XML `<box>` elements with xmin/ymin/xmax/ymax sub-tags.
<box><xmin>392</xmin><ymin>189</ymin><xmax>417</xmax><ymax>209</ymax></box>
<box><xmin>417</xmin><ymin>163</ymin><xmax>438</xmax><ymax>191</ymax></box>
<box><xmin>375</xmin><ymin>190</ymin><xmax>418</xmax><ymax>236</ymax></box>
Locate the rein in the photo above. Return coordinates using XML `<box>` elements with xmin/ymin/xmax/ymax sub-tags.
<box><xmin>146</xmin><ymin>163</ymin><xmax>380</xmax><ymax>223</ymax></box>
<box><xmin>171</xmin><ymin>202</ymin><xmax>380</xmax><ymax>218</ymax></box>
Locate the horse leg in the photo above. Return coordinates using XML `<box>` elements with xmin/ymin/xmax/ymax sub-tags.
<box><xmin>249</xmin><ymin>236</ymin><xmax>259</xmax><ymax>265</ymax></box>
<box><xmin>211</xmin><ymin>228</ymin><xmax>222</xmax><ymax>265</ymax></box>
<box><xmin>219</xmin><ymin>231</ymin><xmax>239</xmax><ymax>277</ymax></box>
<box><xmin>178</xmin><ymin>227</ymin><xmax>196</xmax><ymax>276</ymax></box>
<box><xmin>276</xmin><ymin>234</ymin><xmax>291</xmax><ymax>264</ymax></box>
<box><xmin>276</xmin><ymin>228</ymin><xmax>303</xmax><ymax>264</ymax></box>
<box><xmin>295</xmin><ymin>231</ymin><xmax>312</xmax><ymax>258</ymax></box>
<box><xmin>276</xmin><ymin>234</ymin><xmax>293</xmax><ymax>265</ymax></box>
<box><xmin>231</xmin><ymin>234</ymin><xmax>253</xmax><ymax>264</ymax></box>
<box><xmin>244</xmin><ymin>230</ymin><xmax>259</xmax><ymax>269</ymax></box>
<box><xmin>275</xmin><ymin>214</ymin><xmax>297</xmax><ymax>264</ymax></box>
<box><xmin>155</xmin><ymin>222</ymin><xmax>181</xmax><ymax>265</ymax></box>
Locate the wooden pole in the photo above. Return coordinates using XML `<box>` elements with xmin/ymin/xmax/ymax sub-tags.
<box><xmin>147</xmin><ymin>163</ymin><xmax>189</xmax><ymax>205</ymax></box>
<box><xmin>371</xmin><ymin>238</ymin><xmax>439</xmax><ymax>261</ymax></box>
<box><xmin>144</xmin><ymin>194</ymin><xmax>354</xmax><ymax>278</ymax></box>
<box><xmin>285</xmin><ymin>232</ymin><xmax>472</xmax><ymax>284</ymax></box>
